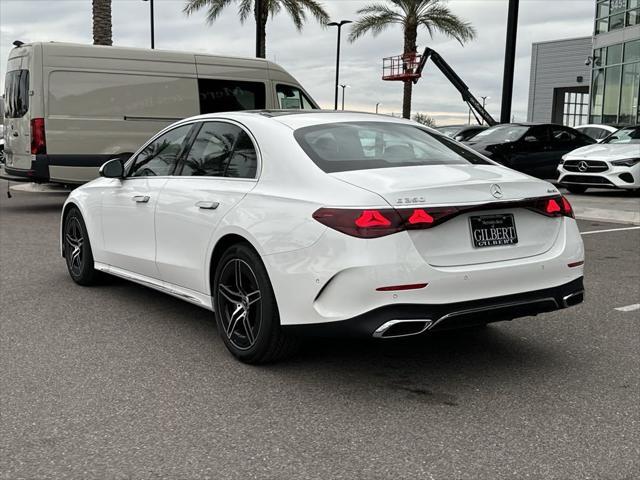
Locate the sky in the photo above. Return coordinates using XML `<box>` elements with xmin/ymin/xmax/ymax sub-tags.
<box><xmin>0</xmin><ymin>0</ymin><xmax>596</xmax><ymax>125</ymax></box>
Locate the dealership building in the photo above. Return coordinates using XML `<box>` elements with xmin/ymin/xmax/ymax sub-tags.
<box><xmin>528</xmin><ymin>0</ymin><xmax>640</xmax><ymax>126</ymax></box>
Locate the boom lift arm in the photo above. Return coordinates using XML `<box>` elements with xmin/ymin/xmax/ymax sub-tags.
<box><xmin>413</xmin><ymin>47</ymin><xmax>498</xmax><ymax>127</ymax></box>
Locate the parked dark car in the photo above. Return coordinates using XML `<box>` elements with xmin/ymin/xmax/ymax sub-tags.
<box><xmin>437</xmin><ymin>124</ymin><xmax>488</xmax><ymax>142</ymax></box>
<box><xmin>463</xmin><ymin>123</ymin><xmax>595</xmax><ymax>179</ymax></box>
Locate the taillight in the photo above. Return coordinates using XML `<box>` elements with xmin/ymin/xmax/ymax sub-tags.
<box><xmin>31</xmin><ymin>118</ymin><xmax>46</xmax><ymax>155</ymax></box>
<box><xmin>533</xmin><ymin>196</ymin><xmax>574</xmax><ymax>219</ymax></box>
<box><xmin>312</xmin><ymin>208</ymin><xmax>403</xmax><ymax>238</ymax></box>
<box><xmin>561</xmin><ymin>196</ymin><xmax>574</xmax><ymax>218</ymax></box>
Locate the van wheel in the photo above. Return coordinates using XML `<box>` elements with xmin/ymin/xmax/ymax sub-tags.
<box><xmin>566</xmin><ymin>186</ymin><xmax>587</xmax><ymax>194</ymax></box>
<box><xmin>213</xmin><ymin>244</ymin><xmax>298</xmax><ymax>364</ymax></box>
<box><xmin>63</xmin><ymin>207</ymin><xmax>100</xmax><ymax>286</ymax></box>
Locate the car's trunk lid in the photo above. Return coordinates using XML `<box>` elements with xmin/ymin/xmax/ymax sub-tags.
<box><xmin>331</xmin><ymin>164</ymin><xmax>563</xmax><ymax>267</ymax></box>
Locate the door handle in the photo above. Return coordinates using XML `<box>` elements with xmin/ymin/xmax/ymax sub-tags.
<box><xmin>12</xmin><ymin>132</ymin><xmax>18</xmax><ymax>137</ymax></box>
<box><xmin>196</xmin><ymin>201</ymin><xmax>219</xmax><ymax>210</ymax></box>
<box><xmin>132</xmin><ymin>195</ymin><xmax>150</xmax><ymax>203</ymax></box>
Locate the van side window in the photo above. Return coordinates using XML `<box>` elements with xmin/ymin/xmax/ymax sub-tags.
<box><xmin>4</xmin><ymin>70</ymin><xmax>29</xmax><ymax>118</ymax></box>
<box><xmin>129</xmin><ymin>124</ymin><xmax>192</xmax><ymax>177</ymax></box>
<box><xmin>198</xmin><ymin>79</ymin><xmax>266</xmax><ymax>114</ymax></box>
<box><xmin>180</xmin><ymin>122</ymin><xmax>257</xmax><ymax>179</ymax></box>
<box><xmin>276</xmin><ymin>84</ymin><xmax>316</xmax><ymax>110</ymax></box>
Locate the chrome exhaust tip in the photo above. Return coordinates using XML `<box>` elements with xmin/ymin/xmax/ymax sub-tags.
<box><xmin>373</xmin><ymin>319</ymin><xmax>433</xmax><ymax>339</ymax></box>
<box><xmin>562</xmin><ymin>290</ymin><xmax>584</xmax><ymax>308</ymax></box>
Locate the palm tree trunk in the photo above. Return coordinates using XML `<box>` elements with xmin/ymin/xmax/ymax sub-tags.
<box><xmin>402</xmin><ymin>24</ymin><xmax>418</xmax><ymax>119</ymax></box>
<box><xmin>92</xmin><ymin>0</ymin><xmax>113</xmax><ymax>46</ymax></box>
<box><xmin>254</xmin><ymin>0</ymin><xmax>268</xmax><ymax>58</ymax></box>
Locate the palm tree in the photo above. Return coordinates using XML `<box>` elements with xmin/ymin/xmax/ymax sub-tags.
<box><xmin>184</xmin><ymin>0</ymin><xmax>329</xmax><ymax>58</ymax></box>
<box><xmin>349</xmin><ymin>0</ymin><xmax>475</xmax><ymax>119</ymax></box>
<box><xmin>92</xmin><ymin>0</ymin><xmax>113</xmax><ymax>46</ymax></box>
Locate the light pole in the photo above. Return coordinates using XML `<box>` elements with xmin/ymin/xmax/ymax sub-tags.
<box><xmin>328</xmin><ymin>20</ymin><xmax>352</xmax><ymax>110</ymax></box>
<box><xmin>340</xmin><ymin>84</ymin><xmax>350</xmax><ymax>110</ymax></box>
<box><xmin>501</xmin><ymin>0</ymin><xmax>519</xmax><ymax>123</ymax></box>
<box><xmin>480</xmin><ymin>96</ymin><xmax>489</xmax><ymax>124</ymax></box>
<box><xmin>376</xmin><ymin>102</ymin><xmax>382</xmax><ymax>114</ymax></box>
<box><xmin>142</xmin><ymin>0</ymin><xmax>155</xmax><ymax>49</ymax></box>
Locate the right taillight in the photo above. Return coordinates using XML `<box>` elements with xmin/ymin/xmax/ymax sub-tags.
<box><xmin>532</xmin><ymin>195</ymin><xmax>574</xmax><ymax>219</ymax></box>
<box><xmin>31</xmin><ymin>118</ymin><xmax>46</xmax><ymax>155</ymax></box>
<box><xmin>312</xmin><ymin>208</ymin><xmax>403</xmax><ymax>238</ymax></box>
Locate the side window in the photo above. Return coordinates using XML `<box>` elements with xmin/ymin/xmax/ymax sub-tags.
<box><xmin>276</xmin><ymin>84</ymin><xmax>316</xmax><ymax>110</ymax></box>
<box><xmin>551</xmin><ymin>126</ymin><xmax>577</xmax><ymax>142</ymax></box>
<box><xmin>198</xmin><ymin>79</ymin><xmax>266</xmax><ymax>114</ymax></box>
<box><xmin>129</xmin><ymin>125</ymin><xmax>192</xmax><ymax>177</ymax></box>
<box><xmin>180</xmin><ymin>122</ymin><xmax>257</xmax><ymax>179</ymax></box>
<box><xmin>525</xmin><ymin>126</ymin><xmax>550</xmax><ymax>142</ymax></box>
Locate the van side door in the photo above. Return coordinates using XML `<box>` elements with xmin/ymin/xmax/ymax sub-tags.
<box><xmin>154</xmin><ymin>121</ymin><xmax>259</xmax><ymax>294</ymax></box>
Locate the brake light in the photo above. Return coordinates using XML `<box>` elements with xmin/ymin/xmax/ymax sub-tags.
<box><xmin>546</xmin><ymin>198</ymin><xmax>561</xmax><ymax>214</ymax></box>
<box><xmin>31</xmin><ymin>118</ymin><xmax>46</xmax><ymax>155</ymax></box>
<box><xmin>355</xmin><ymin>210</ymin><xmax>392</xmax><ymax>227</ymax></box>
<box><xmin>561</xmin><ymin>196</ymin><xmax>574</xmax><ymax>218</ymax></box>
<box><xmin>408</xmin><ymin>209</ymin><xmax>434</xmax><ymax>225</ymax></box>
<box><xmin>376</xmin><ymin>283</ymin><xmax>428</xmax><ymax>292</ymax></box>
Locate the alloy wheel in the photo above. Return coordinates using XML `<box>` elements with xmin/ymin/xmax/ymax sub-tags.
<box><xmin>217</xmin><ymin>258</ymin><xmax>262</xmax><ymax>350</ymax></box>
<box><xmin>65</xmin><ymin>216</ymin><xmax>84</xmax><ymax>277</ymax></box>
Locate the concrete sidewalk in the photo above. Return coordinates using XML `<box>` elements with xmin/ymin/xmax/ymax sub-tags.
<box><xmin>561</xmin><ymin>188</ymin><xmax>640</xmax><ymax>225</ymax></box>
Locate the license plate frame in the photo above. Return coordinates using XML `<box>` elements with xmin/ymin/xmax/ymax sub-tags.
<box><xmin>469</xmin><ymin>213</ymin><xmax>518</xmax><ymax>248</ymax></box>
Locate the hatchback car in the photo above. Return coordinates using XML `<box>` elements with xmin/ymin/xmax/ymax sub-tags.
<box><xmin>558</xmin><ymin>125</ymin><xmax>640</xmax><ymax>193</ymax></box>
<box><xmin>61</xmin><ymin>112</ymin><xmax>585</xmax><ymax>363</ymax></box>
<box><xmin>463</xmin><ymin>123</ymin><xmax>595</xmax><ymax>179</ymax></box>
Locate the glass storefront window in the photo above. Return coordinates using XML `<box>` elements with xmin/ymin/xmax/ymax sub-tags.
<box><xmin>619</xmin><ymin>63</ymin><xmax>640</xmax><ymax>124</ymax></box>
<box><xmin>611</xmin><ymin>0</ymin><xmax>626</xmax><ymax>12</ymax></box>
<box><xmin>628</xmin><ymin>8</ymin><xmax>639</xmax><ymax>25</ymax></box>
<box><xmin>591</xmin><ymin>69</ymin><xmax>606</xmax><ymax>119</ymax></box>
<box><xmin>625</xmin><ymin>40</ymin><xmax>640</xmax><ymax>63</ymax></box>
<box><xmin>603</xmin><ymin>66</ymin><xmax>622</xmax><ymax>123</ymax></box>
<box><xmin>628</xmin><ymin>0</ymin><xmax>639</xmax><ymax>8</ymax></box>
<box><xmin>607</xmin><ymin>44</ymin><xmax>623</xmax><ymax>65</ymax></box>
<box><xmin>610</xmin><ymin>12</ymin><xmax>625</xmax><ymax>29</ymax></box>
<box><xmin>597</xmin><ymin>1</ymin><xmax>610</xmax><ymax>17</ymax></box>
<box><xmin>596</xmin><ymin>18</ymin><xmax>609</xmax><ymax>33</ymax></box>
<box><xmin>594</xmin><ymin>48</ymin><xmax>606</xmax><ymax>67</ymax></box>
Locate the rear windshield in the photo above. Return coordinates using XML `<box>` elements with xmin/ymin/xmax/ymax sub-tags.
<box><xmin>294</xmin><ymin>122</ymin><xmax>489</xmax><ymax>173</ymax></box>
<box><xmin>4</xmin><ymin>69</ymin><xmax>29</xmax><ymax>118</ymax></box>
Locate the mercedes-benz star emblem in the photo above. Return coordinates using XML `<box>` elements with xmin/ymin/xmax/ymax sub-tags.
<box><xmin>578</xmin><ymin>161</ymin><xmax>589</xmax><ymax>172</ymax></box>
<box><xmin>490</xmin><ymin>184</ymin><xmax>503</xmax><ymax>199</ymax></box>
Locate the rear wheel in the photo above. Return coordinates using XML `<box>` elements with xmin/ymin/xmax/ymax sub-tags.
<box><xmin>63</xmin><ymin>207</ymin><xmax>100</xmax><ymax>285</ymax></box>
<box><xmin>566</xmin><ymin>185</ymin><xmax>587</xmax><ymax>194</ymax></box>
<box><xmin>213</xmin><ymin>244</ymin><xmax>298</xmax><ymax>364</ymax></box>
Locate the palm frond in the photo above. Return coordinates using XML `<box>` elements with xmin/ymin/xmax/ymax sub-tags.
<box><xmin>184</xmin><ymin>0</ymin><xmax>236</xmax><ymax>24</ymax></box>
<box><xmin>349</xmin><ymin>3</ymin><xmax>403</xmax><ymax>42</ymax></box>
<box><xmin>280</xmin><ymin>0</ymin><xmax>330</xmax><ymax>29</ymax></box>
<box><xmin>237</xmin><ymin>0</ymin><xmax>253</xmax><ymax>22</ymax></box>
<box><xmin>419</xmin><ymin>4</ymin><xmax>476</xmax><ymax>44</ymax></box>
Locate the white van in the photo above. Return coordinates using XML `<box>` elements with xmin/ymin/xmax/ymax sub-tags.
<box><xmin>2</xmin><ymin>41</ymin><xmax>318</xmax><ymax>185</ymax></box>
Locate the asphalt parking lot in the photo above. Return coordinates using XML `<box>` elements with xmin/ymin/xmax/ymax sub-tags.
<box><xmin>1</xmin><ymin>182</ymin><xmax>638</xmax><ymax>480</ymax></box>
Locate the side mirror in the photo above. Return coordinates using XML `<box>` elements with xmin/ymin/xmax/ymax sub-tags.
<box><xmin>524</xmin><ymin>136</ymin><xmax>538</xmax><ymax>143</ymax></box>
<box><xmin>99</xmin><ymin>158</ymin><xmax>124</xmax><ymax>178</ymax></box>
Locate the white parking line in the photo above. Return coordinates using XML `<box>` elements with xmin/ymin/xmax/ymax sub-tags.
<box><xmin>581</xmin><ymin>226</ymin><xmax>640</xmax><ymax>235</ymax></box>
<box><xmin>615</xmin><ymin>304</ymin><xmax>640</xmax><ymax>312</ymax></box>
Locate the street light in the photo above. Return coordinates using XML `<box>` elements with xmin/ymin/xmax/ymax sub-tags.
<box><xmin>480</xmin><ymin>96</ymin><xmax>490</xmax><ymax>124</ymax></box>
<box><xmin>142</xmin><ymin>0</ymin><xmax>155</xmax><ymax>49</ymax></box>
<box><xmin>327</xmin><ymin>20</ymin><xmax>352</xmax><ymax>110</ymax></box>
<box><xmin>340</xmin><ymin>84</ymin><xmax>350</xmax><ymax>110</ymax></box>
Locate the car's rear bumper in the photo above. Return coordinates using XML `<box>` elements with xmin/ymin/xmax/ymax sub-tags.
<box><xmin>284</xmin><ymin>277</ymin><xmax>584</xmax><ymax>338</ymax></box>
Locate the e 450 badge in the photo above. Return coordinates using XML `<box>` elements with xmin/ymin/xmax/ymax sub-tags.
<box><xmin>396</xmin><ymin>196</ymin><xmax>426</xmax><ymax>204</ymax></box>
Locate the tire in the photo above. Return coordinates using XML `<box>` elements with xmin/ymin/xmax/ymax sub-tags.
<box><xmin>566</xmin><ymin>185</ymin><xmax>587</xmax><ymax>194</ymax></box>
<box><xmin>63</xmin><ymin>207</ymin><xmax>100</xmax><ymax>286</ymax></box>
<box><xmin>213</xmin><ymin>243</ymin><xmax>299</xmax><ymax>364</ymax></box>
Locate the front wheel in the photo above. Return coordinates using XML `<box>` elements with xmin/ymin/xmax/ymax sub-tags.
<box><xmin>63</xmin><ymin>207</ymin><xmax>100</xmax><ymax>285</ymax></box>
<box><xmin>213</xmin><ymin>244</ymin><xmax>298</xmax><ymax>364</ymax></box>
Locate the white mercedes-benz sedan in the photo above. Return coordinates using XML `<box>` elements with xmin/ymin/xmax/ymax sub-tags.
<box><xmin>61</xmin><ymin>111</ymin><xmax>585</xmax><ymax>363</ymax></box>
<box><xmin>558</xmin><ymin>125</ymin><xmax>640</xmax><ymax>193</ymax></box>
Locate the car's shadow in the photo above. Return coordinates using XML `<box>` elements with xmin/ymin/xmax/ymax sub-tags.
<box><xmin>99</xmin><ymin>273</ymin><xmax>566</xmax><ymax>404</ymax></box>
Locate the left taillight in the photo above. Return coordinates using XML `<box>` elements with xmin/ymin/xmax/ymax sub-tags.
<box><xmin>312</xmin><ymin>208</ymin><xmax>403</xmax><ymax>238</ymax></box>
<box><xmin>533</xmin><ymin>195</ymin><xmax>574</xmax><ymax>219</ymax></box>
<box><xmin>31</xmin><ymin>118</ymin><xmax>46</xmax><ymax>155</ymax></box>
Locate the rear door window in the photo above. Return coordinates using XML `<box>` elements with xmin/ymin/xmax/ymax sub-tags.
<box><xmin>198</xmin><ymin>79</ymin><xmax>266</xmax><ymax>113</ymax></box>
<box><xmin>276</xmin><ymin>84</ymin><xmax>316</xmax><ymax>110</ymax></box>
<box><xmin>129</xmin><ymin>124</ymin><xmax>193</xmax><ymax>177</ymax></box>
<box><xmin>4</xmin><ymin>69</ymin><xmax>29</xmax><ymax>118</ymax></box>
<box><xmin>179</xmin><ymin>122</ymin><xmax>257</xmax><ymax>178</ymax></box>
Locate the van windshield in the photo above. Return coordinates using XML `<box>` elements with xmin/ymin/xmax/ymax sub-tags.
<box><xmin>4</xmin><ymin>70</ymin><xmax>29</xmax><ymax>118</ymax></box>
<box><xmin>294</xmin><ymin>122</ymin><xmax>489</xmax><ymax>173</ymax></box>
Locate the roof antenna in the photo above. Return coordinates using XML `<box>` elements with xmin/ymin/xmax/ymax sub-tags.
<box><xmin>13</xmin><ymin>40</ymin><xmax>24</xmax><ymax>48</ymax></box>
